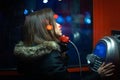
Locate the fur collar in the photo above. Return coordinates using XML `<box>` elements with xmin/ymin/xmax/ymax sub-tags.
<box><xmin>14</xmin><ymin>41</ymin><xmax>60</xmax><ymax>58</ymax></box>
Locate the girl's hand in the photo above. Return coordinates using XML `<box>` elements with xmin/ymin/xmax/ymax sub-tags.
<box><xmin>97</xmin><ymin>62</ymin><xmax>115</xmax><ymax>77</ymax></box>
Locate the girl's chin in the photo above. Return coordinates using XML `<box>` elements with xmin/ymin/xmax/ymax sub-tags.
<box><xmin>57</xmin><ymin>34</ymin><xmax>62</xmax><ymax>37</ymax></box>
<box><xmin>56</xmin><ymin>32</ymin><xmax>62</xmax><ymax>37</ymax></box>
<box><xmin>59</xmin><ymin>33</ymin><xmax>62</xmax><ymax>36</ymax></box>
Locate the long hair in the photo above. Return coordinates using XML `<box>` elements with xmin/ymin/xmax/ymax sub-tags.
<box><xmin>22</xmin><ymin>8</ymin><xmax>60</xmax><ymax>46</ymax></box>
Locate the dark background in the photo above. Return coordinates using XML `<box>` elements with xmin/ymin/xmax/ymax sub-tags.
<box><xmin>0</xmin><ymin>0</ymin><xmax>93</xmax><ymax>69</ymax></box>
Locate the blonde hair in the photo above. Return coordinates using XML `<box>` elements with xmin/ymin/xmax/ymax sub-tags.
<box><xmin>22</xmin><ymin>8</ymin><xmax>60</xmax><ymax>46</ymax></box>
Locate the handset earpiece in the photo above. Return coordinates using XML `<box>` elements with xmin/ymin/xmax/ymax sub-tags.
<box><xmin>59</xmin><ymin>35</ymin><xmax>70</xmax><ymax>43</ymax></box>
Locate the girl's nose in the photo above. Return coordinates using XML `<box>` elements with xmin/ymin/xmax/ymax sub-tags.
<box><xmin>56</xmin><ymin>23</ymin><xmax>62</xmax><ymax>29</ymax></box>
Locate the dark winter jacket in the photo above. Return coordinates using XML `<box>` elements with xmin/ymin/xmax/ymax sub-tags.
<box><xmin>14</xmin><ymin>41</ymin><xmax>70</xmax><ymax>80</ymax></box>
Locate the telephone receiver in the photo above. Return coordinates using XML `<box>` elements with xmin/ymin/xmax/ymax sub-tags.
<box><xmin>59</xmin><ymin>35</ymin><xmax>70</xmax><ymax>43</ymax></box>
<box><xmin>59</xmin><ymin>35</ymin><xmax>82</xmax><ymax>76</ymax></box>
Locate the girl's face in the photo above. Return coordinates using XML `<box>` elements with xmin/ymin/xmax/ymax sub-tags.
<box><xmin>55</xmin><ymin>23</ymin><xmax>62</xmax><ymax>36</ymax></box>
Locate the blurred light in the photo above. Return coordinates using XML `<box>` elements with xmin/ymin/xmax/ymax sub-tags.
<box><xmin>84</xmin><ymin>18</ymin><xmax>91</xmax><ymax>24</ymax></box>
<box><xmin>54</xmin><ymin>14</ymin><xmax>58</xmax><ymax>19</ymax></box>
<box><xmin>24</xmin><ymin>9</ymin><xmax>28</xmax><ymax>15</ymax></box>
<box><xmin>43</xmin><ymin>0</ymin><xmax>48</xmax><ymax>3</ymax></box>
<box><xmin>73</xmin><ymin>32</ymin><xmax>80</xmax><ymax>39</ymax></box>
<box><xmin>66</xmin><ymin>16</ymin><xmax>72</xmax><ymax>23</ymax></box>
<box><xmin>56</xmin><ymin>16</ymin><xmax>64</xmax><ymax>24</ymax></box>
<box><xmin>58</xmin><ymin>0</ymin><xmax>62</xmax><ymax>1</ymax></box>
<box><xmin>84</xmin><ymin>12</ymin><xmax>91</xmax><ymax>24</ymax></box>
<box><xmin>31</xmin><ymin>9</ymin><xmax>34</xmax><ymax>12</ymax></box>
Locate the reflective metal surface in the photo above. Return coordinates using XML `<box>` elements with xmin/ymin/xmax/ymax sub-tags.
<box><xmin>100</xmin><ymin>35</ymin><xmax>120</xmax><ymax>65</ymax></box>
<box><xmin>87</xmin><ymin>35</ymin><xmax>120</xmax><ymax>72</ymax></box>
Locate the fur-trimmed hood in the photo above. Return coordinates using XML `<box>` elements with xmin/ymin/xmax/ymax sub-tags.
<box><xmin>14</xmin><ymin>41</ymin><xmax>60</xmax><ymax>59</ymax></box>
